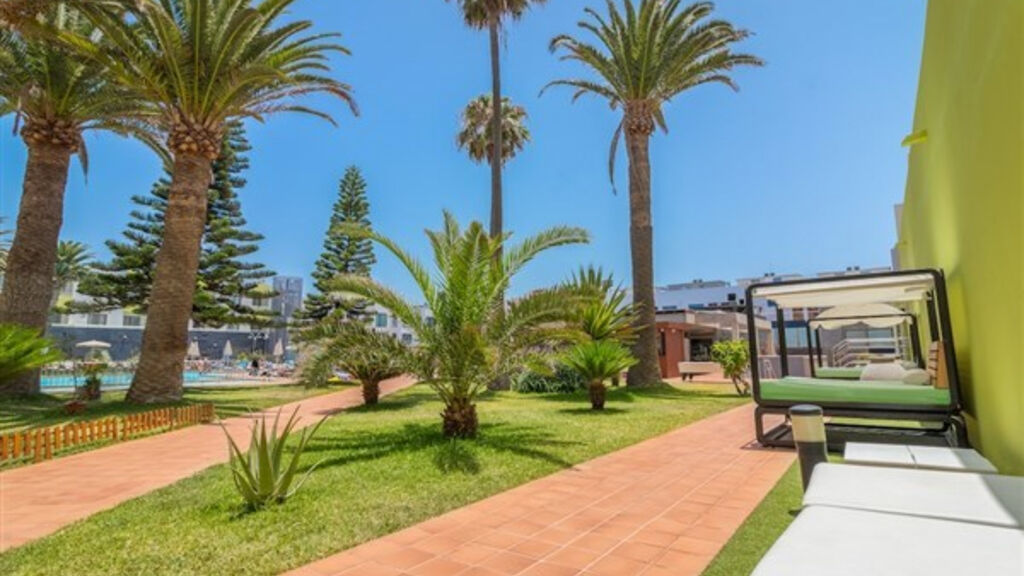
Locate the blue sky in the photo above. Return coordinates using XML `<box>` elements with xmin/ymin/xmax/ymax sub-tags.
<box><xmin>0</xmin><ymin>0</ymin><xmax>926</xmax><ymax>301</ymax></box>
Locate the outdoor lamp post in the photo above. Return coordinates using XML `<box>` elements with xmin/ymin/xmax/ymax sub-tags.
<box><xmin>790</xmin><ymin>404</ymin><xmax>828</xmax><ymax>491</ymax></box>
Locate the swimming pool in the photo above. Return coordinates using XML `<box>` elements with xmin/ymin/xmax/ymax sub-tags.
<box><xmin>41</xmin><ymin>371</ymin><xmax>225</xmax><ymax>390</ymax></box>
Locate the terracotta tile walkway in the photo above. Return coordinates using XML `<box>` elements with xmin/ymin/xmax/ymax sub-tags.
<box><xmin>286</xmin><ymin>404</ymin><xmax>793</xmax><ymax>576</ymax></box>
<box><xmin>0</xmin><ymin>376</ymin><xmax>415</xmax><ymax>552</ymax></box>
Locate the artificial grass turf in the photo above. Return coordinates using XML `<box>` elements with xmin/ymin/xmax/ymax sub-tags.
<box><xmin>0</xmin><ymin>383</ymin><xmax>746</xmax><ymax>576</ymax></box>
<box><xmin>0</xmin><ymin>382</ymin><xmax>353</xmax><ymax>433</ymax></box>
<box><xmin>700</xmin><ymin>463</ymin><xmax>803</xmax><ymax>576</ymax></box>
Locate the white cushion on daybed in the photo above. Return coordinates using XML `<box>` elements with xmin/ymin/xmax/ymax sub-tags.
<box><xmin>859</xmin><ymin>362</ymin><xmax>906</xmax><ymax>381</ymax></box>
<box><xmin>751</xmin><ymin>506</ymin><xmax>1024</xmax><ymax>576</ymax></box>
<box><xmin>902</xmin><ymin>368</ymin><xmax>931</xmax><ymax>385</ymax></box>
<box><xmin>802</xmin><ymin>463</ymin><xmax>1024</xmax><ymax>529</ymax></box>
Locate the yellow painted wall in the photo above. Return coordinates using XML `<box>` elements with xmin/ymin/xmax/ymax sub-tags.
<box><xmin>898</xmin><ymin>0</ymin><xmax>1023</xmax><ymax>473</ymax></box>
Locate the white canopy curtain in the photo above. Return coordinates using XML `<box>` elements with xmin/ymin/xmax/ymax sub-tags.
<box><xmin>752</xmin><ymin>272</ymin><xmax>935</xmax><ymax>309</ymax></box>
<box><xmin>811</xmin><ymin>303</ymin><xmax>912</xmax><ymax>330</ymax></box>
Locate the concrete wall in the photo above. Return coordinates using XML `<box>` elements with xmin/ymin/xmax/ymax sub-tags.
<box><xmin>897</xmin><ymin>0</ymin><xmax>1023</xmax><ymax>473</ymax></box>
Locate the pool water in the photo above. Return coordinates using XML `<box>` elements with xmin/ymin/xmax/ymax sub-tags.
<box><xmin>41</xmin><ymin>371</ymin><xmax>223</xmax><ymax>390</ymax></box>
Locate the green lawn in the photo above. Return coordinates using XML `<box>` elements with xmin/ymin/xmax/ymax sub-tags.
<box><xmin>0</xmin><ymin>382</ymin><xmax>353</xmax><ymax>433</ymax></box>
<box><xmin>0</xmin><ymin>383</ymin><xmax>746</xmax><ymax>576</ymax></box>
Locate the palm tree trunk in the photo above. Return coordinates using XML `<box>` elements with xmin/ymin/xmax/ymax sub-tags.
<box><xmin>488</xmin><ymin>16</ymin><xmax>504</xmax><ymax>243</ymax></box>
<box><xmin>624</xmin><ymin>117</ymin><xmax>661</xmax><ymax>387</ymax></box>
<box><xmin>0</xmin><ymin>142</ymin><xmax>73</xmax><ymax>396</ymax></box>
<box><xmin>589</xmin><ymin>380</ymin><xmax>606</xmax><ymax>410</ymax></box>
<box><xmin>362</xmin><ymin>380</ymin><xmax>380</xmax><ymax>405</ymax></box>
<box><xmin>442</xmin><ymin>397</ymin><xmax>478</xmax><ymax>438</ymax></box>
<box><xmin>126</xmin><ymin>154</ymin><xmax>212</xmax><ymax>404</ymax></box>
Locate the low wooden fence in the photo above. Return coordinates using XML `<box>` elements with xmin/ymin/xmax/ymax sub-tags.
<box><xmin>0</xmin><ymin>403</ymin><xmax>215</xmax><ymax>467</ymax></box>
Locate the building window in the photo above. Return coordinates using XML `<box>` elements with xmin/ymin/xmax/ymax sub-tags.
<box><xmin>123</xmin><ymin>314</ymin><xmax>144</xmax><ymax>327</ymax></box>
<box><xmin>401</xmin><ymin>334</ymin><xmax>413</xmax><ymax>344</ymax></box>
<box><xmin>49</xmin><ymin>314</ymin><xmax>69</xmax><ymax>325</ymax></box>
<box><xmin>252</xmin><ymin>298</ymin><xmax>264</xmax><ymax>308</ymax></box>
<box><xmin>375</xmin><ymin>313</ymin><xmax>388</xmax><ymax>328</ymax></box>
<box><xmin>87</xmin><ymin>314</ymin><xmax>108</xmax><ymax>326</ymax></box>
<box><xmin>658</xmin><ymin>332</ymin><xmax>666</xmax><ymax>356</ymax></box>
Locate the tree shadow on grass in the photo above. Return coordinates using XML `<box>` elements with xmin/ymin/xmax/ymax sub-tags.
<box><xmin>556</xmin><ymin>407</ymin><xmax>629</xmax><ymax>416</ymax></box>
<box><xmin>303</xmin><ymin>417</ymin><xmax>580</xmax><ymax>474</ymax></box>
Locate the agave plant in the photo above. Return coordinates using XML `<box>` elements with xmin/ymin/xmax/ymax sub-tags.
<box><xmin>300</xmin><ymin>320</ymin><xmax>409</xmax><ymax>405</ymax></box>
<box><xmin>328</xmin><ymin>212</ymin><xmax>589</xmax><ymax>438</ymax></box>
<box><xmin>0</xmin><ymin>323</ymin><xmax>63</xmax><ymax>384</ymax></box>
<box><xmin>222</xmin><ymin>408</ymin><xmax>326</xmax><ymax>510</ymax></box>
<box><xmin>562</xmin><ymin>339</ymin><xmax>637</xmax><ymax>410</ymax></box>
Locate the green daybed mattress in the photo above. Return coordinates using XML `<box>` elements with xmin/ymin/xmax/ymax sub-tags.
<box><xmin>815</xmin><ymin>367</ymin><xmax>864</xmax><ymax>379</ymax></box>
<box><xmin>760</xmin><ymin>377</ymin><xmax>951</xmax><ymax>407</ymax></box>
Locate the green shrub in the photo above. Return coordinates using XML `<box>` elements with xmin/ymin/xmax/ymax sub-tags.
<box><xmin>711</xmin><ymin>340</ymin><xmax>751</xmax><ymax>396</ymax></box>
<box><xmin>562</xmin><ymin>340</ymin><xmax>637</xmax><ymax>409</ymax></box>
<box><xmin>222</xmin><ymin>408</ymin><xmax>326</xmax><ymax>510</ymax></box>
<box><xmin>512</xmin><ymin>365</ymin><xmax>585</xmax><ymax>394</ymax></box>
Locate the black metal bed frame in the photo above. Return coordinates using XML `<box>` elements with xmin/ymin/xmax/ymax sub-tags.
<box><xmin>744</xmin><ymin>268</ymin><xmax>967</xmax><ymax>449</ymax></box>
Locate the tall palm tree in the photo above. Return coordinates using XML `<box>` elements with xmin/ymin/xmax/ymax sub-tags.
<box><xmin>446</xmin><ymin>0</ymin><xmax>547</xmax><ymax>245</ymax></box>
<box><xmin>328</xmin><ymin>212</ymin><xmax>588</xmax><ymax>437</ymax></box>
<box><xmin>457</xmin><ymin>94</ymin><xmax>530</xmax><ymax>166</ymax></box>
<box><xmin>74</xmin><ymin>0</ymin><xmax>356</xmax><ymax>403</ymax></box>
<box><xmin>544</xmin><ymin>0</ymin><xmax>762</xmax><ymax>386</ymax></box>
<box><xmin>0</xmin><ymin>4</ymin><xmax>156</xmax><ymax>395</ymax></box>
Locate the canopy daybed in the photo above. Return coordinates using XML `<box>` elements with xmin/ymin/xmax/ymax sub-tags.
<box><xmin>745</xmin><ymin>269</ymin><xmax>967</xmax><ymax>449</ymax></box>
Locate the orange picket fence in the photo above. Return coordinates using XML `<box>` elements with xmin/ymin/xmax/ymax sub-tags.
<box><xmin>0</xmin><ymin>403</ymin><xmax>215</xmax><ymax>467</ymax></box>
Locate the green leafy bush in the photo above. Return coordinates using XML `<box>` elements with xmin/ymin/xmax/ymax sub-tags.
<box><xmin>711</xmin><ymin>340</ymin><xmax>751</xmax><ymax>396</ymax></box>
<box><xmin>223</xmin><ymin>408</ymin><xmax>326</xmax><ymax>510</ymax></box>
<box><xmin>512</xmin><ymin>365</ymin><xmax>586</xmax><ymax>394</ymax></box>
<box><xmin>0</xmin><ymin>324</ymin><xmax>63</xmax><ymax>383</ymax></box>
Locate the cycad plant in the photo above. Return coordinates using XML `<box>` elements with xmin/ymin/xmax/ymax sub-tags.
<box><xmin>544</xmin><ymin>0</ymin><xmax>762</xmax><ymax>387</ymax></box>
<box><xmin>301</xmin><ymin>321</ymin><xmax>409</xmax><ymax>405</ymax></box>
<box><xmin>564</xmin><ymin>266</ymin><xmax>639</xmax><ymax>387</ymax></box>
<box><xmin>457</xmin><ymin>95</ymin><xmax>530</xmax><ymax>166</ymax></box>
<box><xmin>0</xmin><ymin>323</ymin><xmax>63</xmax><ymax>384</ymax></box>
<box><xmin>223</xmin><ymin>408</ymin><xmax>326</xmax><ymax>510</ymax></box>
<box><xmin>328</xmin><ymin>212</ymin><xmax>589</xmax><ymax>438</ymax></box>
<box><xmin>71</xmin><ymin>0</ymin><xmax>357</xmax><ymax>403</ymax></box>
<box><xmin>562</xmin><ymin>339</ymin><xmax>637</xmax><ymax>409</ymax></box>
<box><xmin>0</xmin><ymin>4</ymin><xmax>156</xmax><ymax>395</ymax></box>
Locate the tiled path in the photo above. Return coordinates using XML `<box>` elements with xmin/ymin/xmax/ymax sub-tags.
<box><xmin>287</xmin><ymin>404</ymin><xmax>793</xmax><ymax>576</ymax></box>
<box><xmin>0</xmin><ymin>376</ymin><xmax>415</xmax><ymax>551</ymax></box>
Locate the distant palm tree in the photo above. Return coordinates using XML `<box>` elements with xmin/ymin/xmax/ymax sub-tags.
<box><xmin>329</xmin><ymin>212</ymin><xmax>589</xmax><ymax>437</ymax></box>
<box><xmin>73</xmin><ymin>0</ymin><xmax>357</xmax><ymax>403</ymax></box>
<box><xmin>457</xmin><ymin>95</ymin><xmax>530</xmax><ymax>166</ymax></box>
<box><xmin>0</xmin><ymin>5</ymin><xmax>156</xmax><ymax>395</ymax></box>
<box><xmin>544</xmin><ymin>0</ymin><xmax>762</xmax><ymax>386</ymax></box>
<box><xmin>52</xmin><ymin>240</ymin><xmax>92</xmax><ymax>309</ymax></box>
<box><xmin>445</xmin><ymin>0</ymin><xmax>548</xmax><ymax>245</ymax></box>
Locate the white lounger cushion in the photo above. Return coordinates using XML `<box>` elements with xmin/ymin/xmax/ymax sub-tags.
<box><xmin>804</xmin><ymin>463</ymin><xmax>1024</xmax><ymax>528</ymax></box>
<box><xmin>752</xmin><ymin>506</ymin><xmax>1024</xmax><ymax>576</ymax></box>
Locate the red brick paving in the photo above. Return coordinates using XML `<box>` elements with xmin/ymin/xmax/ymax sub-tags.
<box><xmin>285</xmin><ymin>404</ymin><xmax>793</xmax><ymax>576</ymax></box>
<box><xmin>0</xmin><ymin>376</ymin><xmax>416</xmax><ymax>551</ymax></box>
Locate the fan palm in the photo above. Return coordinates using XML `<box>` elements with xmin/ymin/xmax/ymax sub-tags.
<box><xmin>70</xmin><ymin>0</ymin><xmax>356</xmax><ymax>403</ymax></box>
<box><xmin>0</xmin><ymin>4</ymin><xmax>156</xmax><ymax>395</ymax></box>
<box><xmin>445</xmin><ymin>0</ymin><xmax>547</xmax><ymax>246</ymax></box>
<box><xmin>457</xmin><ymin>94</ymin><xmax>530</xmax><ymax>166</ymax></box>
<box><xmin>328</xmin><ymin>212</ymin><xmax>588</xmax><ymax>437</ymax></box>
<box><xmin>544</xmin><ymin>0</ymin><xmax>762</xmax><ymax>386</ymax></box>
